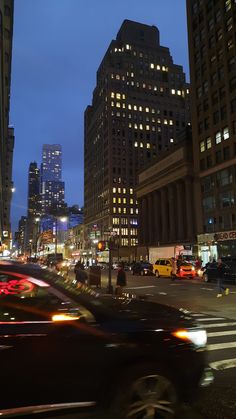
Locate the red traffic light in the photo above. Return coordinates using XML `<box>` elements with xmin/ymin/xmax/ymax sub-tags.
<box><xmin>97</xmin><ymin>241</ymin><xmax>106</xmax><ymax>251</ymax></box>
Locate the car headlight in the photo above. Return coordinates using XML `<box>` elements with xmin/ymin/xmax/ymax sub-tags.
<box><xmin>172</xmin><ymin>329</ymin><xmax>207</xmax><ymax>348</ymax></box>
<box><xmin>191</xmin><ymin>266</ymin><xmax>195</xmax><ymax>271</ymax></box>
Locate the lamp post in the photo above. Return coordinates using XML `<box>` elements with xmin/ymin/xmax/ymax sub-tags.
<box><xmin>54</xmin><ymin>216</ymin><xmax>67</xmax><ymax>256</ymax></box>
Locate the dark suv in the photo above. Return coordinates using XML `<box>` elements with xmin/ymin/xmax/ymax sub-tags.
<box><xmin>0</xmin><ymin>261</ymin><xmax>212</xmax><ymax>418</ymax></box>
<box><xmin>131</xmin><ymin>261</ymin><xmax>153</xmax><ymax>276</ymax></box>
<box><xmin>203</xmin><ymin>257</ymin><xmax>236</xmax><ymax>283</ymax></box>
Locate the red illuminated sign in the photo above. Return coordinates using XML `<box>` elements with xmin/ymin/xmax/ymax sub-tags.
<box><xmin>0</xmin><ymin>279</ymin><xmax>35</xmax><ymax>295</ymax></box>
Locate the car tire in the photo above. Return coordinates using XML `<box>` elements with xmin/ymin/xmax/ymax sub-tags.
<box><xmin>203</xmin><ymin>273</ymin><xmax>209</xmax><ymax>282</ymax></box>
<box><xmin>155</xmin><ymin>270</ymin><xmax>160</xmax><ymax>278</ymax></box>
<box><xmin>106</xmin><ymin>364</ymin><xmax>180</xmax><ymax>419</ymax></box>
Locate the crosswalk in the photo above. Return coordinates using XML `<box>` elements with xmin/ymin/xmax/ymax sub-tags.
<box><xmin>192</xmin><ymin>312</ymin><xmax>236</xmax><ymax>371</ymax></box>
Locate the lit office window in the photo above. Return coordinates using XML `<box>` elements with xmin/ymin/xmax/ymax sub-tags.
<box><xmin>200</xmin><ymin>141</ymin><xmax>205</xmax><ymax>152</ymax></box>
<box><xmin>145</xmin><ymin>107</ymin><xmax>150</xmax><ymax>112</ymax></box>
<box><xmin>223</xmin><ymin>127</ymin><xmax>230</xmax><ymax>140</ymax></box>
<box><xmin>206</xmin><ymin>137</ymin><xmax>212</xmax><ymax>149</ymax></box>
<box><xmin>113</xmin><ymin>197</ymin><xmax>116</xmax><ymax>203</ymax></box>
<box><xmin>113</xmin><ymin>207</ymin><xmax>116</xmax><ymax>213</ymax></box>
<box><xmin>215</xmin><ymin>131</ymin><xmax>222</xmax><ymax>144</ymax></box>
<box><xmin>150</xmin><ymin>63</ymin><xmax>155</xmax><ymax>69</ymax></box>
<box><xmin>156</xmin><ymin>65</ymin><xmax>160</xmax><ymax>70</ymax></box>
<box><xmin>130</xmin><ymin>188</ymin><xmax>133</xmax><ymax>194</ymax></box>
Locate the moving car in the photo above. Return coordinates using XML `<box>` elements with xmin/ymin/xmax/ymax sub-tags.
<box><xmin>131</xmin><ymin>261</ymin><xmax>153</xmax><ymax>276</ymax></box>
<box><xmin>153</xmin><ymin>258</ymin><xmax>173</xmax><ymax>277</ymax></box>
<box><xmin>203</xmin><ymin>257</ymin><xmax>236</xmax><ymax>283</ymax></box>
<box><xmin>0</xmin><ymin>261</ymin><xmax>212</xmax><ymax>418</ymax></box>
<box><xmin>176</xmin><ymin>261</ymin><xmax>196</xmax><ymax>278</ymax></box>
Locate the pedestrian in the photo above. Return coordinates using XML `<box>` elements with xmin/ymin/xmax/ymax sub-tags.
<box><xmin>116</xmin><ymin>263</ymin><xmax>127</xmax><ymax>296</ymax></box>
<box><xmin>216</xmin><ymin>258</ymin><xmax>229</xmax><ymax>298</ymax></box>
<box><xmin>171</xmin><ymin>257</ymin><xmax>177</xmax><ymax>281</ymax></box>
<box><xmin>74</xmin><ymin>261</ymin><xmax>87</xmax><ymax>284</ymax></box>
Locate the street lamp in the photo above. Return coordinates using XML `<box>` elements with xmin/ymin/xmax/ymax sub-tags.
<box><xmin>54</xmin><ymin>216</ymin><xmax>67</xmax><ymax>256</ymax></box>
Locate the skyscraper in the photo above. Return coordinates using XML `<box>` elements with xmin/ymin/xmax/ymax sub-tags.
<box><xmin>84</xmin><ymin>19</ymin><xmax>190</xmax><ymax>258</ymax></box>
<box><xmin>0</xmin><ymin>0</ymin><xmax>14</xmax><ymax>248</ymax></box>
<box><xmin>28</xmin><ymin>161</ymin><xmax>40</xmax><ymax>217</ymax></box>
<box><xmin>186</xmin><ymin>0</ymin><xmax>236</xmax><ymax>262</ymax></box>
<box><xmin>40</xmin><ymin>144</ymin><xmax>65</xmax><ymax>214</ymax></box>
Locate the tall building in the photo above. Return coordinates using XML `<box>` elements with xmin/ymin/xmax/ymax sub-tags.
<box><xmin>186</xmin><ymin>0</ymin><xmax>236</xmax><ymax>262</ymax></box>
<box><xmin>40</xmin><ymin>144</ymin><xmax>65</xmax><ymax>214</ymax></box>
<box><xmin>28</xmin><ymin>161</ymin><xmax>40</xmax><ymax>217</ymax></box>
<box><xmin>0</xmin><ymin>0</ymin><xmax>14</xmax><ymax>248</ymax></box>
<box><xmin>84</xmin><ymin>19</ymin><xmax>190</xmax><ymax>259</ymax></box>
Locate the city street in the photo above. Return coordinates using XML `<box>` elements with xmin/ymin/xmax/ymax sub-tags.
<box><xmin>96</xmin><ymin>270</ymin><xmax>236</xmax><ymax>419</ymax></box>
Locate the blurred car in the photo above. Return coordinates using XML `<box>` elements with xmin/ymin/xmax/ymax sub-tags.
<box><xmin>203</xmin><ymin>257</ymin><xmax>236</xmax><ymax>283</ymax></box>
<box><xmin>0</xmin><ymin>261</ymin><xmax>212</xmax><ymax>418</ymax></box>
<box><xmin>131</xmin><ymin>261</ymin><xmax>153</xmax><ymax>276</ymax></box>
<box><xmin>153</xmin><ymin>258</ymin><xmax>173</xmax><ymax>277</ymax></box>
<box><xmin>176</xmin><ymin>261</ymin><xmax>196</xmax><ymax>278</ymax></box>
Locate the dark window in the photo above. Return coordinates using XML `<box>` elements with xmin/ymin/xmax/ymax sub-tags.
<box><xmin>206</xmin><ymin>155</ymin><xmax>212</xmax><ymax>168</ymax></box>
<box><xmin>215</xmin><ymin>150</ymin><xmax>222</xmax><ymax>164</ymax></box>
<box><xmin>223</xmin><ymin>146</ymin><xmax>230</xmax><ymax>160</ymax></box>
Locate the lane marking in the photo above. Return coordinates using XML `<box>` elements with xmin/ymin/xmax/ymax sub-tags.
<box><xmin>191</xmin><ymin>314</ymin><xmax>206</xmax><ymax>317</ymax></box>
<box><xmin>126</xmin><ymin>286</ymin><xmax>157</xmax><ymax>290</ymax></box>
<box><xmin>201</xmin><ymin>287</ymin><xmax>214</xmax><ymax>291</ymax></box>
<box><xmin>158</xmin><ymin>292</ymin><xmax>167</xmax><ymax>295</ymax></box>
<box><xmin>210</xmin><ymin>358</ymin><xmax>236</xmax><ymax>371</ymax></box>
<box><xmin>207</xmin><ymin>341</ymin><xmax>236</xmax><ymax>351</ymax></box>
<box><xmin>203</xmin><ymin>322</ymin><xmax>236</xmax><ymax>329</ymax></box>
<box><xmin>208</xmin><ymin>330</ymin><xmax>236</xmax><ymax>337</ymax></box>
<box><xmin>196</xmin><ymin>317</ymin><xmax>224</xmax><ymax>321</ymax></box>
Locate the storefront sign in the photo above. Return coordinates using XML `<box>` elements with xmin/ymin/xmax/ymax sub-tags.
<box><xmin>215</xmin><ymin>231</ymin><xmax>236</xmax><ymax>241</ymax></box>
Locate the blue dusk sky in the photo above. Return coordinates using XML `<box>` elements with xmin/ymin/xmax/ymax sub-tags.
<box><xmin>10</xmin><ymin>0</ymin><xmax>189</xmax><ymax>231</ymax></box>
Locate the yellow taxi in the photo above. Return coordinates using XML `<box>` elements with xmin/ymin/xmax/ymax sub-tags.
<box><xmin>153</xmin><ymin>258</ymin><xmax>173</xmax><ymax>278</ymax></box>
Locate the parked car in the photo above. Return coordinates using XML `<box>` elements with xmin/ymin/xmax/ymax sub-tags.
<box><xmin>203</xmin><ymin>257</ymin><xmax>236</xmax><ymax>283</ymax></box>
<box><xmin>0</xmin><ymin>260</ymin><xmax>213</xmax><ymax>418</ymax></box>
<box><xmin>131</xmin><ymin>261</ymin><xmax>153</xmax><ymax>276</ymax></box>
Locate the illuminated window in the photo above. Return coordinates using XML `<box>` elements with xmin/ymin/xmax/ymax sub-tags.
<box><xmin>169</xmin><ymin>120</ymin><xmax>173</xmax><ymax>125</ymax></box>
<box><xmin>122</xmin><ymin>94</ymin><xmax>126</xmax><ymax>99</ymax></box>
<box><xmin>118</xmin><ymin>207</ymin><xmax>121</xmax><ymax>214</ymax></box>
<box><xmin>122</xmin><ymin>103</ymin><xmax>126</xmax><ymax>109</ymax></box>
<box><xmin>123</xmin><ymin>198</ymin><xmax>126</xmax><ymax>204</ymax></box>
<box><xmin>128</xmin><ymin>104</ymin><xmax>132</xmax><ymax>110</ymax></box>
<box><xmin>147</xmin><ymin>143</ymin><xmax>150</xmax><ymax>148</ymax></box>
<box><xmin>223</xmin><ymin>127</ymin><xmax>229</xmax><ymax>140</ymax></box>
<box><xmin>150</xmin><ymin>63</ymin><xmax>155</xmax><ymax>69</ymax></box>
<box><xmin>146</xmin><ymin>125</ymin><xmax>150</xmax><ymax>130</ymax></box>
<box><xmin>113</xmin><ymin>207</ymin><xmax>116</xmax><ymax>213</ymax></box>
<box><xmin>170</xmin><ymin>138</ymin><xmax>174</xmax><ymax>143</ymax></box>
<box><xmin>130</xmin><ymin>208</ymin><xmax>134</xmax><ymax>214</ymax></box>
<box><xmin>154</xmin><ymin>86</ymin><xmax>157</xmax><ymax>91</ymax></box>
<box><xmin>116</xmin><ymin>102</ymin><xmax>121</xmax><ymax>108</ymax></box>
<box><xmin>200</xmin><ymin>141</ymin><xmax>205</xmax><ymax>152</ymax></box>
<box><xmin>139</xmin><ymin>124</ymin><xmax>143</xmax><ymax>130</ymax></box>
<box><xmin>134</xmin><ymin>123</ymin><xmax>138</xmax><ymax>129</ymax></box>
<box><xmin>164</xmin><ymin>119</ymin><xmax>168</xmax><ymax>125</ymax></box>
<box><xmin>118</xmin><ymin>197</ymin><xmax>121</xmax><ymax>204</ymax></box>
<box><xmin>134</xmin><ymin>105</ymin><xmax>137</xmax><ymax>110</ymax></box>
<box><xmin>139</xmin><ymin>106</ymin><xmax>143</xmax><ymax>111</ymax></box>
<box><xmin>130</xmin><ymin>188</ymin><xmax>133</xmax><ymax>194</ymax></box>
<box><xmin>118</xmin><ymin>187</ymin><xmax>121</xmax><ymax>193</ymax></box>
<box><xmin>134</xmin><ymin>141</ymin><xmax>138</xmax><ymax>147</ymax></box>
<box><xmin>131</xmin><ymin>72</ymin><xmax>134</xmax><ymax>77</ymax></box>
<box><xmin>145</xmin><ymin>107</ymin><xmax>149</xmax><ymax>112</ymax></box>
<box><xmin>116</xmin><ymin>75</ymin><xmax>120</xmax><ymax>80</ymax></box>
<box><xmin>123</xmin><ymin>208</ymin><xmax>127</xmax><ymax>214</ymax></box>
<box><xmin>116</xmin><ymin>93</ymin><xmax>121</xmax><ymax>99</ymax></box>
<box><xmin>140</xmin><ymin>142</ymin><xmax>143</xmax><ymax>148</ymax></box>
<box><xmin>123</xmin><ymin>188</ymin><xmax>126</xmax><ymax>193</ymax></box>
<box><xmin>126</xmin><ymin>44</ymin><xmax>131</xmax><ymax>50</ymax></box>
<box><xmin>111</xmin><ymin>92</ymin><xmax>115</xmax><ymax>98</ymax></box>
<box><xmin>130</xmin><ymin>198</ymin><xmax>134</xmax><ymax>204</ymax></box>
<box><xmin>111</xmin><ymin>101</ymin><xmax>114</xmax><ymax>107</ymax></box>
<box><xmin>113</xmin><ymin>197</ymin><xmax>116</xmax><ymax>203</ymax></box>
<box><xmin>215</xmin><ymin>131</ymin><xmax>222</xmax><ymax>144</ymax></box>
<box><xmin>206</xmin><ymin>137</ymin><xmax>212</xmax><ymax>149</ymax></box>
<box><xmin>156</xmin><ymin>65</ymin><xmax>160</xmax><ymax>70</ymax></box>
<box><xmin>113</xmin><ymin>217</ymin><xmax>119</xmax><ymax>225</ymax></box>
<box><xmin>177</xmin><ymin>90</ymin><xmax>181</xmax><ymax>95</ymax></box>
<box><xmin>136</xmin><ymin>208</ymin><xmax>139</xmax><ymax>214</ymax></box>
<box><xmin>128</xmin><ymin>123</ymin><xmax>132</xmax><ymax>128</ymax></box>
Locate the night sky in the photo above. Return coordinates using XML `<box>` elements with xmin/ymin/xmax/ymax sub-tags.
<box><xmin>10</xmin><ymin>0</ymin><xmax>189</xmax><ymax>232</ymax></box>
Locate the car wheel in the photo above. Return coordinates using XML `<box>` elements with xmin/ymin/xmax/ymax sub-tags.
<box><xmin>108</xmin><ymin>365</ymin><xmax>179</xmax><ymax>419</ymax></box>
<box><xmin>155</xmin><ymin>270</ymin><xmax>160</xmax><ymax>278</ymax></box>
<box><xmin>203</xmin><ymin>273</ymin><xmax>209</xmax><ymax>282</ymax></box>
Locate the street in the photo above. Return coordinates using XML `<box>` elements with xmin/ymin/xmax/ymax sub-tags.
<box><xmin>97</xmin><ymin>270</ymin><xmax>236</xmax><ymax>419</ymax></box>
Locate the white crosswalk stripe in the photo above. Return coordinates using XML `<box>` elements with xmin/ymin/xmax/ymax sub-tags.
<box><xmin>191</xmin><ymin>312</ymin><xmax>236</xmax><ymax>371</ymax></box>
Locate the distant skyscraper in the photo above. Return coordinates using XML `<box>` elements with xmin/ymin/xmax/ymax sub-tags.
<box><xmin>41</xmin><ymin>144</ymin><xmax>62</xmax><ymax>181</ymax></box>
<box><xmin>84</xmin><ymin>19</ymin><xmax>190</xmax><ymax>258</ymax></box>
<box><xmin>28</xmin><ymin>161</ymin><xmax>40</xmax><ymax>217</ymax></box>
<box><xmin>40</xmin><ymin>144</ymin><xmax>65</xmax><ymax>214</ymax></box>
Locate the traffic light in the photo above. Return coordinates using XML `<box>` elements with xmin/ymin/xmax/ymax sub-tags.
<box><xmin>97</xmin><ymin>241</ymin><xmax>106</xmax><ymax>251</ymax></box>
